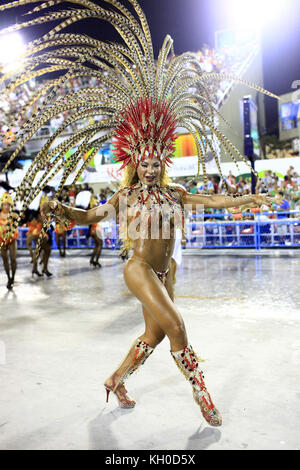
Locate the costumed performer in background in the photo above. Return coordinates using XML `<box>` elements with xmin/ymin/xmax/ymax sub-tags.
<box><xmin>0</xmin><ymin>192</ymin><xmax>18</xmax><ymax>290</ymax></box>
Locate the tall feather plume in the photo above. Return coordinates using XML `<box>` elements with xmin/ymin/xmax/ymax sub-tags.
<box><xmin>0</xmin><ymin>0</ymin><xmax>278</xmax><ymax>247</ymax></box>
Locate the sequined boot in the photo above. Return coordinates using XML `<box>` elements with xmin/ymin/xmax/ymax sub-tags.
<box><xmin>171</xmin><ymin>345</ymin><xmax>222</xmax><ymax>426</ymax></box>
<box><xmin>104</xmin><ymin>339</ymin><xmax>154</xmax><ymax>408</ymax></box>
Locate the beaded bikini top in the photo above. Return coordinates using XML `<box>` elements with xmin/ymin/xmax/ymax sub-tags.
<box><xmin>120</xmin><ymin>182</ymin><xmax>184</xmax><ymax>213</ymax></box>
<box><xmin>118</xmin><ymin>182</ymin><xmax>185</xmax><ymax>238</ymax></box>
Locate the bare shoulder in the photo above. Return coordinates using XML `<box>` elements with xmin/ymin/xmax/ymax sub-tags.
<box><xmin>118</xmin><ymin>183</ymin><xmax>139</xmax><ymax>195</ymax></box>
<box><xmin>165</xmin><ymin>183</ymin><xmax>187</xmax><ymax>205</ymax></box>
<box><xmin>167</xmin><ymin>183</ymin><xmax>187</xmax><ymax>194</ymax></box>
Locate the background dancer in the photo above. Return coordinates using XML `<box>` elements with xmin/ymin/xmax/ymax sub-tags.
<box><xmin>54</xmin><ymin>222</ymin><xmax>67</xmax><ymax>257</ymax></box>
<box><xmin>88</xmin><ymin>194</ymin><xmax>103</xmax><ymax>267</ymax></box>
<box><xmin>0</xmin><ymin>192</ymin><xmax>18</xmax><ymax>290</ymax></box>
<box><xmin>27</xmin><ymin>206</ymin><xmax>53</xmax><ymax>278</ymax></box>
<box><xmin>26</xmin><ymin>210</ymin><xmax>43</xmax><ymax>276</ymax></box>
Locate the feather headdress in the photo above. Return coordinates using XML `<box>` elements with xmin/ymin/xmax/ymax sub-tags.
<box><xmin>0</xmin><ymin>192</ymin><xmax>13</xmax><ymax>206</ymax></box>
<box><xmin>0</xmin><ymin>0</ymin><xmax>278</xmax><ymax>243</ymax></box>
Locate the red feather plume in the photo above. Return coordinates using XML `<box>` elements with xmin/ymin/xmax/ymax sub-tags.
<box><xmin>113</xmin><ymin>98</ymin><xmax>178</xmax><ymax>169</ymax></box>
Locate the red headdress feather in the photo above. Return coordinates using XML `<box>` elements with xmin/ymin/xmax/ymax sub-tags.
<box><xmin>113</xmin><ymin>98</ymin><xmax>178</xmax><ymax>169</ymax></box>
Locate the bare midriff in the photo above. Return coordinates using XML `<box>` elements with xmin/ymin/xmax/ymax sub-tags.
<box><xmin>132</xmin><ymin>236</ymin><xmax>175</xmax><ymax>273</ymax></box>
<box><xmin>122</xmin><ymin>184</ymin><xmax>183</xmax><ymax>273</ymax></box>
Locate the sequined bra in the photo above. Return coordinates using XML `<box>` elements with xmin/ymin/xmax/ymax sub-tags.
<box><xmin>118</xmin><ymin>182</ymin><xmax>185</xmax><ymax>240</ymax></box>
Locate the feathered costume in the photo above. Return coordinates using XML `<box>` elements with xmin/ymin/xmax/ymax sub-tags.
<box><xmin>0</xmin><ymin>0</ymin><xmax>279</xmax><ymax>425</ymax></box>
<box><xmin>0</xmin><ymin>0</ymin><xmax>278</xmax><ymax>246</ymax></box>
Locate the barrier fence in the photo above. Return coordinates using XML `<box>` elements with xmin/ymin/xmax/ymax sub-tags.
<box><xmin>16</xmin><ymin>211</ymin><xmax>300</xmax><ymax>251</ymax></box>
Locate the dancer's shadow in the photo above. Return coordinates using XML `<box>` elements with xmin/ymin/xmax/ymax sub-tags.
<box><xmin>185</xmin><ymin>425</ymin><xmax>221</xmax><ymax>450</ymax></box>
<box><xmin>88</xmin><ymin>406</ymin><xmax>134</xmax><ymax>450</ymax></box>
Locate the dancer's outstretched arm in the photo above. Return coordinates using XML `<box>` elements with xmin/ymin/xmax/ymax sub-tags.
<box><xmin>183</xmin><ymin>191</ymin><xmax>282</xmax><ymax>209</ymax></box>
<box><xmin>41</xmin><ymin>190</ymin><xmax>120</xmax><ymax>225</ymax></box>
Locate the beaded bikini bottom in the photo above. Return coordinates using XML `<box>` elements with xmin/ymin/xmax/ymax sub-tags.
<box><xmin>155</xmin><ymin>268</ymin><xmax>169</xmax><ymax>285</ymax></box>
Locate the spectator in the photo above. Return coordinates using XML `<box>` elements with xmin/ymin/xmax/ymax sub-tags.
<box><xmin>189</xmin><ymin>181</ymin><xmax>198</xmax><ymax>194</ymax></box>
<box><xmin>276</xmin><ymin>191</ymin><xmax>290</xmax><ymax>244</ymax></box>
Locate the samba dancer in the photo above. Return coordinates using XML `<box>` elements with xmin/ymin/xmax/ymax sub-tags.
<box><xmin>0</xmin><ymin>193</ymin><xmax>18</xmax><ymax>290</ymax></box>
<box><xmin>0</xmin><ymin>0</ymin><xmax>281</xmax><ymax>426</ymax></box>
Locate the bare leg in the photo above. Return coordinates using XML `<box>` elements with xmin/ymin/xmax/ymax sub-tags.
<box><xmin>123</xmin><ymin>257</ymin><xmax>187</xmax><ymax>351</ymax></box>
<box><xmin>26</xmin><ymin>234</ymin><xmax>34</xmax><ymax>262</ymax></box>
<box><xmin>62</xmin><ymin>232</ymin><xmax>66</xmax><ymax>256</ymax></box>
<box><xmin>55</xmin><ymin>233</ymin><xmax>61</xmax><ymax>255</ymax></box>
<box><xmin>32</xmin><ymin>237</ymin><xmax>42</xmax><ymax>276</ymax></box>
<box><xmin>104</xmin><ymin>264</ymin><xmax>176</xmax><ymax>406</ymax></box>
<box><xmin>107</xmin><ymin>257</ymin><xmax>222</xmax><ymax>425</ymax></box>
<box><xmin>90</xmin><ymin>235</ymin><xmax>102</xmax><ymax>267</ymax></box>
<box><xmin>94</xmin><ymin>239</ymin><xmax>103</xmax><ymax>266</ymax></box>
<box><xmin>42</xmin><ymin>239</ymin><xmax>52</xmax><ymax>277</ymax></box>
<box><xmin>8</xmin><ymin>240</ymin><xmax>17</xmax><ymax>285</ymax></box>
<box><xmin>1</xmin><ymin>245</ymin><xmax>11</xmax><ymax>288</ymax></box>
<box><xmin>90</xmin><ymin>235</ymin><xmax>97</xmax><ymax>265</ymax></box>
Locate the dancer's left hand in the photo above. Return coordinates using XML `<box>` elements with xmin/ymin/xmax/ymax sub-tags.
<box><xmin>252</xmin><ymin>194</ymin><xmax>283</xmax><ymax>207</ymax></box>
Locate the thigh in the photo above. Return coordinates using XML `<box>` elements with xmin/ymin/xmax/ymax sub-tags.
<box><xmin>124</xmin><ymin>258</ymin><xmax>184</xmax><ymax>334</ymax></box>
<box><xmin>142</xmin><ymin>305</ymin><xmax>166</xmax><ymax>346</ymax></box>
<box><xmin>26</xmin><ymin>234</ymin><xmax>33</xmax><ymax>247</ymax></box>
<box><xmin>141</xmin><ymin>268</ymin><xmax>174</xmax><ymax>345</ymax></box>
<box><xmin>42</xmin><ymin>237</ymin><xmax>51</xmax><ymax>254</ymax></box>
<box><xmin>165</xmin><ymin>267</ymin><xmax>174</xmax><ymax>301</ymax></box>
<box><xmin>1</xmin><ymin>245</ymin><xmax>8</xmax><ymax>259</ymax></box>
<box><xmin>91</xmin><ymin>233</ymin><xmax>99</xmax><ymax>246</ymax></box>
<box><xmin>8</xmin><ymin>240</ymin><xmax>17</xmax><ymax>259</ymax></box>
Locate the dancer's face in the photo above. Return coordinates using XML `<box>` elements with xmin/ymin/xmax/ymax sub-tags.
<box><xmin>1</xmin><ymin>203</ymin><xmax>10</xmax><ymax>213</ymax></box>
<box><xmin>137</xmin><ymin>156</ymin><xmax>161</xmax><ymax>187</ymax></box>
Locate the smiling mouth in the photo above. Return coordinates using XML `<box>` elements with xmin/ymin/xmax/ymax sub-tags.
<box><xmin>145</xmin><ymin>176</ymin><xmax>155</xmax><ymax>182</ymax></box>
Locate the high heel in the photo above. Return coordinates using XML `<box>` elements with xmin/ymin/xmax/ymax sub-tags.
<box><xmin>104</xmin><ymin>373</ymin><xmax>136</xmax><ymax>409</ymax></box>
<box><xmin>42</xmin><ymin>269</ymin><xmax>53</xmax><ymax>277</ymax></box>
<box><xmin>105</xmin><ymin>387</ymin><xmax>111</xmax><ymax>403</ymax></box>
<box><xmin>32</xmin><ymin>269</ymin><xmax>43</xmax><ymax>277</ymax></box>
<box><xmin>104</xmin><ymin>382</ymin><xmax>136</xmax><ymax>408</ymax></box>
<box><xmin>103</xmin><ymin>340</ymin><xmax>154</xmax><ymax>408</ymax></box>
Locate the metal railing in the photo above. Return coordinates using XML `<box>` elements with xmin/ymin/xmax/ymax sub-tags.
<box><xmin>185</xmin><ymin>211</ymin><xmax>299</xmax><ymax>249</ymax></box>
<box><xmin>16</xmin><ymin>211</ymin><xmax>300</xmax><ymax>251</ymax></box>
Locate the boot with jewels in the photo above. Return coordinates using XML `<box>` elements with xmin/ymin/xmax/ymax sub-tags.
<box><xmin>104</xmin><ymin>338</ymin><xmax>154</xmax><ymax>408</ymax></box>
<box><xmin>171</xmin><ymin>344</ymin><xmax>222</xmax><ymax>426</ymax></box>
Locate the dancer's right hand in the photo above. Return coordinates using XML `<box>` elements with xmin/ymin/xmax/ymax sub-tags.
<box><xmin>41</xmin><ymin>200</ymin><xmax>58</xmax><ymax>220</ymax></box>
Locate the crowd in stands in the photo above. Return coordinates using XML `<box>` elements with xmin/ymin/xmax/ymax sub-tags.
<box><xmin>0</xmin><ymin>38</ymin><xmax>258</xmax><ymax>148</ymax></box>
<box><xmin>0</xmin><ymin>76</ymin><xmax>103</xmax><ymax>149</ymax></box>
<box><xmin>54</xmin><ymin>163</ymin><xmax>300</xmax><ymax>221</ymax></box>
<box><xmin>54</xmin><ymin>183</ymin><xmax>116</xmax><ymax>208</ymax></box>
<box><xmin>175</xmin><ymin>164</ymin><xmax>300</xmax><ymax>220</ymax></box>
